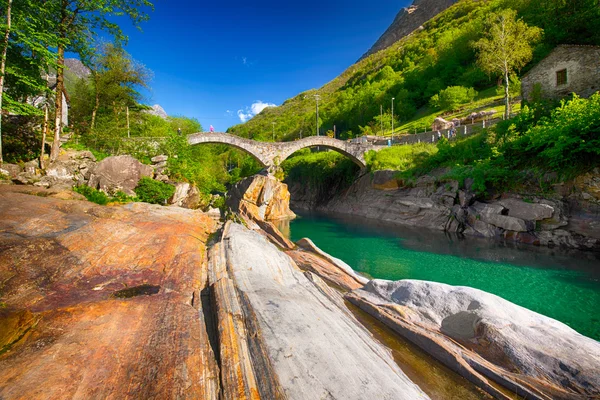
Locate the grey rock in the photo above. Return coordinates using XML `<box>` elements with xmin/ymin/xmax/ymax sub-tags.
<box><xmin>24</xmin><ymin>160</ymin><xmax>39</xmax><ymax>175</ymax></box>
<box><xmin>360</xmin><ymin>0</ymin><xmax>458</xmax><ymax>60</ymax></box>
<box><xmin>155</xmin><ymin>174</ymin><xmax>169</xmax><ymax>183</ymax></box>
<box><xmin>497</xmin><ymin>198</ymin><xmax>554</xmax><ymax>221</ymax></box>
<box><xmin>87</xmin><ymin>155</ymin><xmax>153</xmax><ymax>196</ymax></box>
<box><xmin>151</xmin><ymin>155</ymin><xmax>168</xmax><ymax>163</ymax></box>
<box><xmin>222</xmin><ymin>223</ymin><xmax>429</xmax><ymax>399</ymax></box>
<box><xmin>169</xmin><ymin>182</ymin><xmax>190</xmax><ymax>207</ymax></box>
<box><xmin>1</xmin><ymin>163</ymin><xmax>22</xmax><ymax>178</ymax></box>
<box><xmin>349</xmin><ymin>279</ymin><xmax>600</xmax><ymax>398</ymax></box>
<box><xmin>153</xmin><ymin>161</ymin><xmax>167</xmax><ymax>169</ymax></box>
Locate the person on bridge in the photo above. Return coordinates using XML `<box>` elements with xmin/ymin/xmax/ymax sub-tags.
<box><xmin>209</xmin><ymin>125</ymin><xmax>215</xmax><ymax>132</ymax></box>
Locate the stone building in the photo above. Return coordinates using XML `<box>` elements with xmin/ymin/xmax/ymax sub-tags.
<box><xmin>521</xmin><ymin>45</ymin><xmax>600</xmax><ymax>101</ymax></box>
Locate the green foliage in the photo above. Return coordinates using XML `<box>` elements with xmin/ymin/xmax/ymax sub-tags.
<box><xmin>74</xmin><ymin>185</ymin><xmax>135</xmax><ymax>205</ymax></box>
<box><xmin>430</xmin><ymin>86</ymin><xmax>477</xmax><ymax>110</ymax></box>
<box><xmin>282</xmin><ymin>150</ymin><xmax>359</xmax><ymax>194</ymax></box>
<box><xmin>134</xmin><ymin>177</ymin><xmax>175</xmax><ymax>205</ymax></box>
<box><xmin>474</xmin><ymin>8</ymin><xmax>542</xmax><ymax>116</ymax></box>
<box><xmin>365</xmin><ymin>143</ymin><xmax>438</xmax><ymax>171</ymax></box>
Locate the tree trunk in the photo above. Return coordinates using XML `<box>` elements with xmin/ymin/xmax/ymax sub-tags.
<box><xmin>0</xmin><ymin>0</ymin><xmax>13</xmax><ymax>165</ymax></box>
<box><xmin>50</xmin><ymin>43</ymin><xmax>65</xmax><ymax>161</ymax></box>
<box><xmin>40</xmin><ymin>105</ymin><xmax>49</xmax><ymax>168</ymax></box>
<box><xmin>91</xmin><ymin>74</ymin><xmax>99</xmax><ymax>130</ymax></box>
<box><xmin>504</xmin><ymin>70</ymin><xmax>510</xmax><ymax>120</ymax></box>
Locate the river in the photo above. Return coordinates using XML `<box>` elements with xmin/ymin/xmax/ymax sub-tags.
<box><xmin>278</xmin><ymin>212</ymin><xmax>600</xmax><ymax>341</ymax></box>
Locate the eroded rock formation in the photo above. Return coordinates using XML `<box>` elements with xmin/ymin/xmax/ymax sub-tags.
<box><xmin>226</xmin><ymin>174</ymin><xmax>296</xmax><ymax>221</ymax></box>
<box><xmin>290</xmin><ymin>169</ymin><xmax>600</xmax><ymax>251</ymax></box>
<box><xmin>209</xmin><ymin>222</ymin><xmax>429</xmax><ymax>399</ymax></box>
<box><xmin>0</xmin><ymin>186</ymin><xmax>219</xmax><ymax>398</ymax></box>
<box><xmin>347</xmin><ymin>279</ymin><xmax>600</xmax><ymax>399</ymax></box>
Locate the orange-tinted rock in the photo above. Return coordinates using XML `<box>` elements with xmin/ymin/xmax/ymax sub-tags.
<box><xmin>0</xmin><ymin>187</ymin><xmax>220</xmax><ymax>399</ymax></box>
<box><xmin>227</xmin><ymin>174</ymin><xmax>296</xmax><ymax>221</ymax></box>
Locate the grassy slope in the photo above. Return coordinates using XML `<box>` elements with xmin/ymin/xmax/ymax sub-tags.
<box><xmin>228</xmin><ymin>0</ymin><xmax>542</xmax><ymax>142</ymax></box>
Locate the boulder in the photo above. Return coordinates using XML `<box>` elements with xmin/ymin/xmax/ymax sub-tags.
<box><xmin>87</xmin><ymin>155</ymin><xmax>153</xmax><ymax>196</ymax></box>
<box><xmin>217</xmin><ymin>223</ymin><xmax>429</xmax><ymax>399</ymax></box>
<box><xmin>431</xmin><ymin>117</ymin><xmax>454</xmax><ymax>131</ymax></box>
<box><xmin>151</xmin><ymin>155</ymin><xmax>168</xmax><ymax>163</ymax></box>
<box><xmin>226</xmin><ymin>174</ymin><xmax>296</xmax><ymax>221</ymax></box>
<box><xmin>470</xmin><ymin>201</ymin><xmax>529</xmax><ymax>232</ymax></box>
<box><xmin>347</xmin><ymin>279</ymin><xmax>600</xmax><ymax>399</ymax></box>
<box><xmin>371</xmin><ymin>170</ymin><xmax>401</xmax><ymax>190</ymax></box>
<box><xmin>181</xmin><ymin>185</ymin><xmax>203</xmax><ymax>209</ymax></box>
<box><xmin>23</xmin><ymin>160</ymin><xmax>39</xmax><ymax>175</ymax></box>
<box><xmin>1</xmin><ymin>163</ymin><xmax>22</xmax><ymax>178</ymax></box>
<box><xmin>497</xmin><ymin>198</ymin><xmax>554</xmax><ymax>221</ymax></box>
<box><xmin>169</xmin><ymin>182</ymin><xmax>190</xmax><ymax>207</ymax></box>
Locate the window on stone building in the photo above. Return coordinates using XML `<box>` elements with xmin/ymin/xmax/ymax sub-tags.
<box><xmin>556</xmin><ymin>69</ymin><xmax>568</xmax><ymax>86</ymax></box>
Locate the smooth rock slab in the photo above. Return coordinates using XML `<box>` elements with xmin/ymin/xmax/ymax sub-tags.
<box><xmin>349</xmin><ymin>279</ymin><xmax>600</xmax><ymax>399</ymax></box>
<box><xmin>223</xmin><ymin>223</ymin><xmax>429</xmax><ymax>400</ymax></box>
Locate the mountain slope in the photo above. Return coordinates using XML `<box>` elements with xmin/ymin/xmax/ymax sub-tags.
<box><xmin>360</xmin><ymin>0</ymin><xmax>457</xmax><ymax>61</ymax></box>
<box><xmin>227</xmin><ymin>0</ymin><xmax>600</xmax><ymax>142</ymax></box>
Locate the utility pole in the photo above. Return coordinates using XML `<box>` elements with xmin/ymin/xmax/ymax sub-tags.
<box><xmin>391</xmin><ymin>97</ymin><xmax>395</xmax><ymax>140</ymax></box>
<box><xmin>272</xmin><ymin>122</ymin><xmax>276</xmax><ymax>141</ymax></box>
<box><xmin>380</xmin><ymin>105</ymin><xmax>384</xmax><ymax>136</ymax></box>
<box><xmin>314</xmin><ymin>94</ymin><xmax>321</xmax><ymax>136</ymax></box>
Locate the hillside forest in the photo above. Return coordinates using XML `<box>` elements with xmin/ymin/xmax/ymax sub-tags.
<box><xmin>1</xmin><ymin>0</ymin><xmax>599</xmax><ymax>200</ymax></box>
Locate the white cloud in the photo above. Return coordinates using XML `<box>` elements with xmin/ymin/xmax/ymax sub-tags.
<box><xmin>237</xmin><ymin>101</ymin><xmax>276</xmax><ymax>123</ymax></box>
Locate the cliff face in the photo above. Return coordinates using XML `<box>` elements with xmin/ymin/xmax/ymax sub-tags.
<box><xmin>289</xmin><ymin>169</ymin><xmax>600</xmax><ymax>251</ymax></box>
<box><xmin>361</xmin><ymin>0</ymin><xmax>457</xmax><ymax>60</ymax></box>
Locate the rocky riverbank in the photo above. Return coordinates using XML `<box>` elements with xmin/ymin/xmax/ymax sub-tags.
<box><xmin>2</xmin><ymin>175</ymin><xmax>599</xmax><ymax>399</ymax></box>
<box><xmin>289</xmin><ymin>169</ymin><xmax>600</xmax><ymax>251</ymax></box>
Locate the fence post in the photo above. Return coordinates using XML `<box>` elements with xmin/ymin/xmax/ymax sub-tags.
<box><xmin>464</xmin><ymin>126</ymin><xmax>467</xmax><ymax>135</ymax></box>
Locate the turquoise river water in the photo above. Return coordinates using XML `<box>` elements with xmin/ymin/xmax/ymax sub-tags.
<box><xmin>278</xmin><ymin>212</ymin><xmax>600</xmax><ymax>341</ymax></box>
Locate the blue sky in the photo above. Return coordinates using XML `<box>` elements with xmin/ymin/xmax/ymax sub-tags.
<box><xmin>118</xmin><ymin>0</ymin><xmax>409</xmax><ymax>131</ymax></box>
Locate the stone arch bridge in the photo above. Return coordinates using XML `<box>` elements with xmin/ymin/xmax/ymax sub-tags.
<box><xmin>187</xmin><ymin>132</ymin><xmax>387</xmax><ymax>170</ymax></box>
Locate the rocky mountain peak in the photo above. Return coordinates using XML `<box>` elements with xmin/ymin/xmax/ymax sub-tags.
<box><xmin>360</xmin><ymin>0</ymin><xmax>458</xmax><ymax>60</ymax></box>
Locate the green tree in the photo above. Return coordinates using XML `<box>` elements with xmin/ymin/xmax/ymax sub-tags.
<box><xmin>474</xmin><ymin>9</ymin><xmax>542</xmax><ymax>119</ymax></box>
<box><xmin>430</xmin><ymin>86</ymin><xmax>477</xmax><ymax>110</ymax></box>
<box><xmin>0</xmin><ymin>0</ymin><xmax>12</xmax><ymax>164</ymax></box>
<box><xmin>0</xmin><ymin>0</ymin><xmax>59</xmax><ymax>164</ymax></box>
<box><xmin>48</xmin><ymin>0</ymin><xmax>154</xmax><ymax>161</ymax></box>
<box><xmin>88</xmin><ymin>43</ymin><xmax>150</xmax><ymax>131</ymax></box>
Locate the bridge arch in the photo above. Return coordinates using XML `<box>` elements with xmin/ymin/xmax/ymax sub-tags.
<box><xmin>187</xmin><ymin>132</ymin><xmax>385</xmax><ymax>171</ymax></box>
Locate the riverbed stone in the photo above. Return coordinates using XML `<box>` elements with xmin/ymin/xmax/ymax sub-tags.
<box><xmin>347</xmin><ymin>279</ymin><xmax>600</xmax><ymax>399</ymax></box>
<box><xmin>221</xmin><ymin>223</ymin><xmax>429</xmax><ymax>399</ymax></box>
<box><xmin>87</xmin><ymin>155</ymin><xmax>153</xmax><ymax>196</ymax></box>
<box><xmin>151</xmin><ymin>155</ymin><xmax>168</xmax><ymax>163</ymax></box>
<box><xmin>0</xmin><ymin>163</ymin><xmax>22</xmax><ymax>178</ymax></box>
<box><xmin>0</xmin><ymin>185</ymin><xmax>219</xmax><ymax>399</ymax></box>
<box><xmin>497</xmin><ymin>198</ymin><xmax>554</xmax><ymax>221</ymax></box>
<box><xmin>227</xmin><ymin>174</ymin><xmax>296</xmax><ymax>221</ymax></box>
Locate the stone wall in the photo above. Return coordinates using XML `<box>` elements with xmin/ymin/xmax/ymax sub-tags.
<box><xmin>522</xmin><ymin>45</ymin><xmax>600</xmax><ymax>101</ymax></box>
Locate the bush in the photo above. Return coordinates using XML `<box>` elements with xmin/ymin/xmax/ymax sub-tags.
<box><xmin>365</xmin><ymin>143</ymin><xmax>438</xmax><ymax>171</ymax></box>
<box><xmin>74</xmin><ymin>185</ymin><xmax>136</xmax><ymax>205</ymax></box>
<box><xmin>134</xmin><ymin>177</ymin><xmax>175</xmax><ymax>205</ymax></box>
<box><xmin>430</xmin><ymin>86</ymin><xmax>478</xmax><ymax>110</ymax></box>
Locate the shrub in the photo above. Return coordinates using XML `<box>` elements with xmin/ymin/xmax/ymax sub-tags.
<box><xmin>74</xmin><ymin>185</ymin><xmax>111</xmax><ymax>205</ymax></box>
<box><xmin>134</xmin><ymin>177</ymin><xmax>175</xmax><ymax>205</ymax></box>
<box><xmin>74</xmin><ymin>185</ymin><xmax>136</xmax><ymax>205</ymax></box>
<box><xmin>365</xmin><ymin>143</ymin><xmax>438</xmax><ymax>171</ymax></box>
<box><xmin>430</xmin><ymin>86</ymin><xmax>478</xmax><ymax>110</ymax></box>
